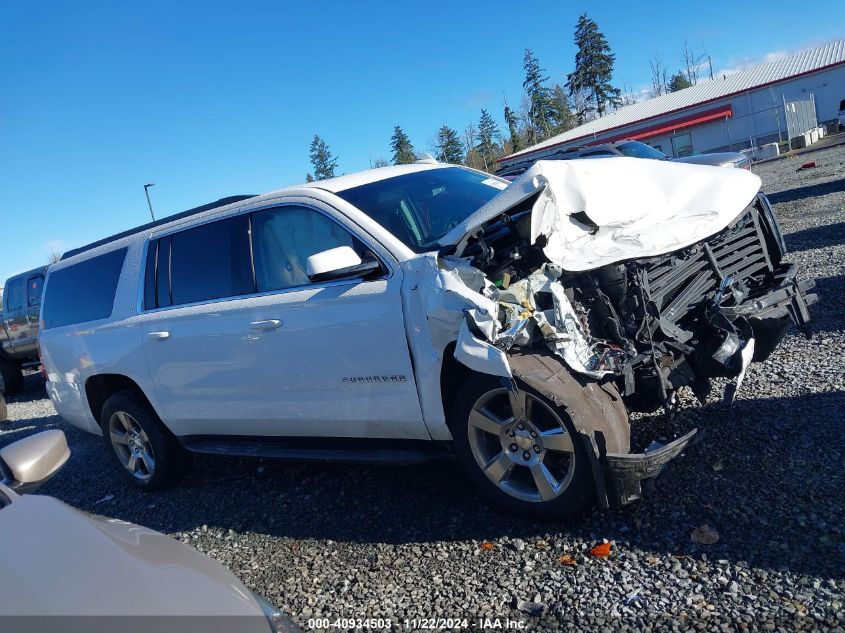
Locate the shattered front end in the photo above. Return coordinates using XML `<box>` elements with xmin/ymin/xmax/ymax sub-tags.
<box><xmin>420</xmin><ymin>158</ymin><xmax>817</xmax><ymax>507</ymax></box>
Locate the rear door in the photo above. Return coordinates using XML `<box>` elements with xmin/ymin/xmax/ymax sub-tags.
<box><xmin>140</xmin><ymin>204</ymin><xmax>426</xmax><ymax>440</ymax></box>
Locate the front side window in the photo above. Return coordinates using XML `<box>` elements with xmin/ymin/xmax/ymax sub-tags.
<box><xmin>4</xmin><ymin>278</ymin><xmax>23</xmax><ymax>312</ymax></box>
<box><xmin>252</xmin><ymin>206</ymin><xmax>367</xmax><ymax>292</ymax></box>
<box><xmin>168</xmin><ymin>216</ymin><xmax>253</xmax><ymax>306</ymax></box>
<box><xmin>27</xmin><ymin>275</ymin><xmax>44</xmax><ymax>307</ymax></box>
<box><xmin>335</xmin><ymin>167</ymin><xmax>505</xmax><ymax>252</ymax></box>
<box><xmin>42</xmin><ymin>249</ymin><xmax>127</xmax><ymax>329</ymax></box>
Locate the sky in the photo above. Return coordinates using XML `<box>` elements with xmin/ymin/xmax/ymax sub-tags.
<box><xmin>1</xmin><ymin>0</ymin><xmax>843</xmax><ymax>285</ymax></box>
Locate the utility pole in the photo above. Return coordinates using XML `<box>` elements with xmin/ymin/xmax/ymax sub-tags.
<box><xmin>144</xmin><ymin>183</ymin><xmax>156</xmax><ymax>221</ymax></box>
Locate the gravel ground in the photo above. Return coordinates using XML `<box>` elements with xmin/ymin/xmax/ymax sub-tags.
<box><xmin>2</xmin><ymin>147</ymin><xmax>844</xmax><ymax>631</ymax></box>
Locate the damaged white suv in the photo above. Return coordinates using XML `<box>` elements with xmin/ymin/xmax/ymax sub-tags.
<box><xmin>39</xmin><ymin>158</ymin><xmax>816</xmax><ymax>518</ymax></box>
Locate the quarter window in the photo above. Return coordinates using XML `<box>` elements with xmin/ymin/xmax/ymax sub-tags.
<box><xmin>42</xmin><ymin>249</ymin><xmax>127</xmax><ymax>329</ymax></box>
<box><xmin>168</xmin><ymin>216</ymin><xmax>253</xmax><ymax>306</ymax></box>
<box><xmin>251</xmin><ymin>206</ymin><xmax>367</xmax><ymax>292</ymax></box>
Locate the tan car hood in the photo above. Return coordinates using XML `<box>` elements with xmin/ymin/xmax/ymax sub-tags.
<box><xmin>0</xmin><ymin>492</ymin><xmax>267</xmax><ymax>624</ymax></box>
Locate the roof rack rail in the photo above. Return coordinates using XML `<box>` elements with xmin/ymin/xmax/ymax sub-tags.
<box><xmin>60</xmin><ymin>195</ymin><xmax>257</xmax><ymax>261</ymax></box>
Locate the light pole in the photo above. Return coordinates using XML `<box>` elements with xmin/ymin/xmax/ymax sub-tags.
<box><xmin>144</xmin><ymin>183</ymin><xmax>156</xmax><ymax>221</ymax></box>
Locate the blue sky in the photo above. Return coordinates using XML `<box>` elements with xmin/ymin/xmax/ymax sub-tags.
<box><xmin>1</xmin><ymin>0</ymin><xmax>842</xmax><ymax>284</ymax></box>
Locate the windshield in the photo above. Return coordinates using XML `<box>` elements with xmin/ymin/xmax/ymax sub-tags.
<box><xmin>335</xmin><ymin>167</ymin><xmax>507</xmax><ymax>252</ymax></box>
<box><xmin>617</xmin><ymin>141</ymin><xmax>667</xmax><ymax>160</ymax></box>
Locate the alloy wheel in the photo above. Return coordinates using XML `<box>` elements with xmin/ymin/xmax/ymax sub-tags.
<box><xmin>108</xmin><ymin>411</ymin><xmax>156</xmax><ymax>481</ymax></box>
<box><xmin>467</xmin><ymin>387</ymin><xmax>576</xmax><ymax>503</ymax></box>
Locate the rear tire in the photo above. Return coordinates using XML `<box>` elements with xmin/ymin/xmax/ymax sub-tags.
<box><xmin>101</xmin><ymin>390</ymin><xmax>189</xmax><ymax>491</ymax></box>
<box><xmin>0</xmin><ymin>356</ymin><xmax>24</xmax><ymax>397</ymax></box>
<box><xmin>450</xmin><ymin>372</ymin><xmax>595</xmax><ymax>520</ymax></box>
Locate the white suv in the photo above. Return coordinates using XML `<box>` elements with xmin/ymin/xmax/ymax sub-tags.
<box><xmin>39</xmin><ymin>158</ymin><xmax>815</xmax><ymax>518</ymax></box>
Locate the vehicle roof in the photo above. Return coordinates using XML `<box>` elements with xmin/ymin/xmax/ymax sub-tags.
<box><xmin>297</xmin><ymin>162</ymin><xmax>446</xmax><ymax>193</ymax></box>
<box><xmin>5</xmin><ymin>265</ymin><xmax>48</xmax><ymax>283</ymax></box>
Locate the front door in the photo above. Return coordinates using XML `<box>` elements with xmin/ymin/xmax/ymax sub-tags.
<box><xmin>140</xmin><ymin>204</ymin><xmax>427</xmax><ymax>440</ymax></box>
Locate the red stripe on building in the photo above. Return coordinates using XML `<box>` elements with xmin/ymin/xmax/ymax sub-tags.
<box><xmin>585</xmin><ymin>104</ymin><xmax>733</xmax><ymax>146</ymax></box>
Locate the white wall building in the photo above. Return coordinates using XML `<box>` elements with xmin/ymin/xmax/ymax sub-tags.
<box><xmin>499</xmin><ymin>41</ymin><xmax>845</xmax><ymax>168</ymax></box>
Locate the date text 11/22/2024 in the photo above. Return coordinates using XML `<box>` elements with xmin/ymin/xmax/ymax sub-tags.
<box><xmin>306</xmin><ymin>617</ymin><xmax>528</xmax><ymax>629</ymax></box>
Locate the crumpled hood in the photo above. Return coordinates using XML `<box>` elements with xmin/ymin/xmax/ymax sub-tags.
<box><xmin>441</xmin><ymin>157</ymin><xmax>762</xmax><ymax>272</ymax></box>
<box><xmin>0</xmin><ymin>494</ymin><xmax>266</xmax><ymax>623</ymax></box>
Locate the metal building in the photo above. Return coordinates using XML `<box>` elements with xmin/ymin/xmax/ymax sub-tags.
<box><xmin>499</xmin><ymin>40</ymin><xmax>845</xmax><ymax>167</ymax></box>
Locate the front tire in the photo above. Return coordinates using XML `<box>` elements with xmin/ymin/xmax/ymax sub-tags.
<box><xmin>451</xmin><ymin>372</ymin><xmax>595</xmax><ymax>519</ymax></box>
<box><xmin>101</xmin><ymin>390</ymin><xmax>189</xmax><ymax>491</ymax></box>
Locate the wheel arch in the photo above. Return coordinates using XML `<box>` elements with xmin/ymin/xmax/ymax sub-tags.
<box><xmin>84</xmin><ymin>374</ymin><xmax>159</xmax><ymax>430</ymax></box>
<box><xmin>506</xmin><ymin>349</ymin><xmax>630</xmax><ymax>455</ymax></box>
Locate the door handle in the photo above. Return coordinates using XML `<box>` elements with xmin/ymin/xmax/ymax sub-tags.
<box><xmin>147</xmin><ymin>331</ymin><xmax>171</xmax><ymax>341</ymax></box>
<box><xmin>250</xmin><ymin>319</ymin><xmax>282</xmax><ymax>331</ymax></box>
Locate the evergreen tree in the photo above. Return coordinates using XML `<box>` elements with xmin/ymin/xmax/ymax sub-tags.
<box><xmin>434</xmin><ymin>125</ymin><xmax>464</xmax><ymax>164</ymax></box>
<box><xmin>305</xmin><ymin>173</ymin><xmax>315</xmax><ymax>182</ymax></box>
<box><xmin>667</xmin><ymin>71</ymin><xmax>692</xmax><ymax>92</ymax></box>
<box><xmin>308</xmin><ymin>135</ymin><xmax>338</xmax><ymax>180</ymax></box>
<box><xmin>522</xmin><ymin>49</ymin><xmax>555</xmax><ymax>143</ymax></box>
<box><xmin>475</xmin><ymin>109</ymin><xmax>501</xmax><ymax>171</ymax></box>
<box><xmin>503</xmin><ymin>100</ymin><xmax>520</xmax><ymax>152</ymax></box>
<box><xmin>390</xmin><ymin>125</ymin><xmax>416</xmax><ymax>165</ymax></box>
<box><xmin>549</xmin><ymin>84</ymin><xmax>576</xmax><ymax>134</ymax></box>
<box><xmin>566</xmin><ymin>14</ymin><xmax>622</xmax><ymax>118</ymax></box>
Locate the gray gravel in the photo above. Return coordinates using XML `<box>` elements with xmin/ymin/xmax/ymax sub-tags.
<box><xmin>3</xmin><ymin>146</ymin><xmax>844</xmax><ymax>631</ymax></box>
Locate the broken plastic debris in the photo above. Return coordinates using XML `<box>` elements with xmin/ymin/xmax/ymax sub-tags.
<box><xmin>690</xmin><ymin>524</ymin><xmax>720</xmax><ymax>545</ymax></box>
<box><xmin>479</xmin><ymin>541</ymin><xmax>495</xmax><ymax>551</ymax></box>
<box><xmin>515</xmin><ymin>600</ymin><xmax>548</xmax><ymax>617</ymax></box>
<box><xmin>590</xmin><ymin>542</ymin><xmax>612</xmax><ymax>557</ymax></box>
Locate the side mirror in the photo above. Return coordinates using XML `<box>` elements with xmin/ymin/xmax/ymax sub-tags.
<box><xmin>0</xmin><ymin>430</ymin><xmax>70</xmax><ymax>493</ymax></box>
<box><xmin>306</xmin><ymin>246</ymin><xmax>381</xmax><ymax>283</ymax></box>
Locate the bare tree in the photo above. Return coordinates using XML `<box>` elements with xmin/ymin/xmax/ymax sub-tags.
<box><xmin>682</xmin><ymin>40</ymin><xmax>710</xmax><ymax>85</ymax></box>
<box><xmin>621</xmin><ymin>82</ymin><xmax>638</xmax><ymax>107</ymax></box>
<box><xmin>649</xmin><ymin>52</ymin><xmax>668</xmax><ymax>97</ymax></box>
<box><xmin>370</xmin><ymin>157</ymin><xmax>390</xmax><ymax>168</ymax></box>
<box><xmin>701</xmin><ymin>42</ymin><xmax>714</xmax><ymax>81</ymax></box>
<box><xmin>48</xmin><ymin>251</ymin><xmax>62</xmax><ymax>264</ymax></box>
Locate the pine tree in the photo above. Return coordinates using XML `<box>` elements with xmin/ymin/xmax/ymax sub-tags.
<box><xmin>503</xmin><ymin>100</ymin><xmax>520</xmax><ymax>152</ymax></box>
<box><xmin>522</xmin><ymin>49</ymin><xmax>555</xmax><ymax>143</ymax></box>
<box><xmin>566</xmin><ymin>14</ymin><xmax>622</xmax><ymax>118</ymax></box>
<box><xmin>434</xmin><ymin>125</ymin><xmax>464</xmax><ymax>164</ymax></box>
<box><xmin>308</xmin><ymin>135</ymin><xmax>338</xmax><ymax>180</ymax></box>
<box><xmin>305</xmin><ymin>173</ymin><xmax>315</xmax><ymax>182</ymax></box>
<box><xmin>668</xmin><ymin>71</ymin><xmax>692</xmax><ymax>92</ymax></box>
<box><xmin>475</xmin><ymin>109</ymin><xmax>501</xmax><ymax>171</ymax></box>
<box><xmin>390</xmin><ymin>126</ymin><xmax>416</xmax><ymax>165</ymax></box>
<box><xmin>549</xmin><ymin>84</ymin><xmax>576</xmax><ymax>135</ymax></box>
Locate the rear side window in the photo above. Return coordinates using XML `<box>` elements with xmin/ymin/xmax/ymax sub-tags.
<box><xmin>42</xmin><ymin>249</ymin><xmax>127</xmax><ymax>329</ymax></box>
<box><xmin>3</xmin><ymin>278</ymin><xmax>23</xmax><ymax>312</ymax></box>
<box><xmin>27</xmin><ymin>274</ymin><xmax>44</xmax><ymax>307</ymax></box>
<box><xmin>163</xmin><ymin>215</ymin><xmax>253</xmax><ymax>307</ymax></box>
